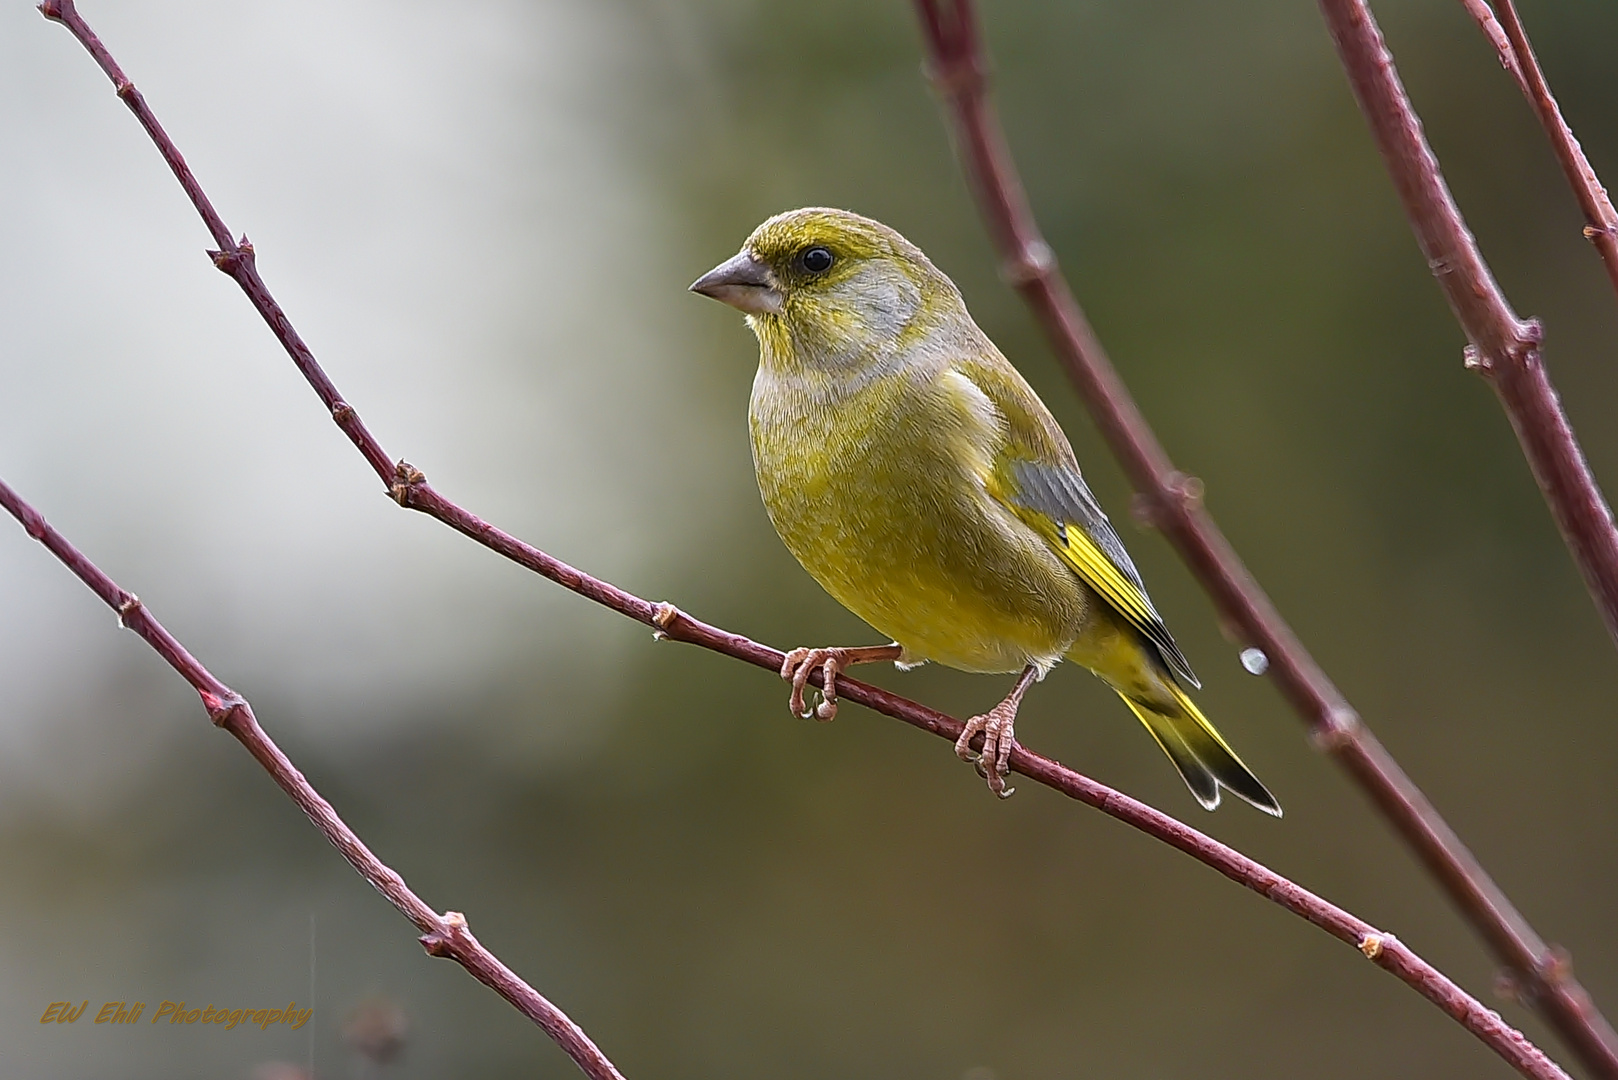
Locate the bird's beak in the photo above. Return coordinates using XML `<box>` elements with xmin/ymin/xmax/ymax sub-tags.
<box><xmin>689</xmin><ymin>250</ymin><xmax>784</xmax><ymax>315</ymax></box>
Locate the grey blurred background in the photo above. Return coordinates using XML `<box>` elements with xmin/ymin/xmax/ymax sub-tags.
<box><xmin>3</xmin><ymin>1</ymin><xmax>1616</xmax><ymax>1077</ymax></box>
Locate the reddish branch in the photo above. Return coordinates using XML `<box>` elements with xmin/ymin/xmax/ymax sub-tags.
<box><xmin>23</xmin><ymin>1</ymin><xmax>1583</xmax><ymax>1076</ymax></box>
<box><xmin>0</xmin><ymin>477</ymin><xmax>1572</xmax><ymax>1080</ymax></box>
<box><xmin>1321</xmin><ymin>0</ymin><xmax>1618</xmax><ymax>651</ymax></box>
<box><xmin>1458</xmin><ymin>0</ymin><xmax>1618</xmax><ymax>306</ymax></box>
<box><xmin>910</xmin><ymin>0</ymin><xmax>1618</xmax><ymax>1076</ymax></box>
<box><xmin>1458</xmin><ymin>0</ymin><xmax>1526</xmax><ymax>86</ymax></box>
<box><xmin>0</xmin><ymin>477</ymin><xmax>625</xmax><ymax>1080</ymax></box>
<box><xmin>1316</xmin><ymin>0</ymin><xmax>1618</xmax><ymax>1068</ymax></box>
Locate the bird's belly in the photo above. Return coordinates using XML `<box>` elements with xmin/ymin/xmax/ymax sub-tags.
<box><xmin>751</xmin><ymin>386</ymin><xmax>1086</xmax><ymax>674</ymax></box>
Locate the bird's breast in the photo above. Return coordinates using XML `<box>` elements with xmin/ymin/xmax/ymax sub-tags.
<box><xmin>748</xmin><ymin>364</ymin><xmax>1087</xmax><ymax>673</ymax></box>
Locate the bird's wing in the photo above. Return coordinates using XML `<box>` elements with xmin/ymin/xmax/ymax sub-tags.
<box><xmin>950</xmin><ymin>356</ymin><xmax>1201</xmax><ymax>689</ymax></box>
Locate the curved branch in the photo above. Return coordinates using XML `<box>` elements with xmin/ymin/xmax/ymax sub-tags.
<box><xmin>20</xmin><ymin>2</ymin><xmax>1582</xmax><ymax>1076</ymax></box>
<box><xmin>909</xmin><ymin>0</ymin><xmax>1618</xmax><ymax>1076</ymax></box>
<box><xmin>0</xmin><ymin>479</ymin><xmax>625</xmax><ymax>1080</ymax></box>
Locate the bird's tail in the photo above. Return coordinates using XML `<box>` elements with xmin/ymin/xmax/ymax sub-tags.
<box><xmin>1117</xmin><ymin>682</ymin><xmax>1281</xmax><ymax>816</ymax></box>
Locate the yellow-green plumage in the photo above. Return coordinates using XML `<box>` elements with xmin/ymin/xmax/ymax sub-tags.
<box><xmin>695</xmin><ymin>207</ymin><xmax>1278</xmax><ymax>815</ymax></box>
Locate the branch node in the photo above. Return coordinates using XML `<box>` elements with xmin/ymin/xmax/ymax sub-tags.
<box><xmin>651</xmin><ymin>601</ymin><xmax>684</xmax><ymax>640</ymax></box>
<box><xmin>1131</xmin><ymin>472</ymin><xmax>1204</xmax><ymax>529</ymax></box>
<box><xmin>1001</xmin><ymin>240</ymin><xmax>1057</xmax><ymax>287</ymax></box>
<box><xmin>1359</xmin><ymin>931</ymin><xmax>1389</xmax><ymax>959</ymax></box>
<box><xmin>116</xmin><ymin>593</ymin><xmax>142</xmax><ymax>628</ymax></box>
<box><xmin>389</xmin><ymin>461</ymin><xmax>426</xmax><ymax>506</ymax></box>
<box><xmin>1171</xmin><ymin>472</ymin><xmax>1205</xmax><ymax>508</ymax></box>
<box><xmin>419</xmin><ymin>910</ymin><xmax>469</xmax><ymax>958</ymax></box>
<box><xmin>115</xmin><ymin>79</ymin><xmax>135</xmax><ymax>101</ymax></box>
<box><xmin>1462</xmin><ymin>343</ymin><xmax>1492</xmax><ymax>374</ymax></box>
<box><xmin>1311</xmin><ymin>705</ymin><xmax>1362</xmax><ymax>752</ymax></box>
<box><xmin>199</xmin><ymin>690</ymin><xmax>248</xmax><ymax>727</ymax></box>
<box><xmin>209</xmin><ymin>239</ymin><xmax>255</xmax><ymax>273</ymax></box>
<box><xmin>1536</xmin><ymin>945</ymin><xmax>1575</xmax><ymax>987</ymax></box>
<box><xmin>331</xmin><ymin>401</ymin><xmax>356</xmax><ymax>424</ymax></box>
<box><xmin>923</xmin><ymin>54</ymin><xmax>988</xmax><ymax>101</ymax></box>
<box><xmin>1501</xmin><ymin>321</ymin><xmax>1545</xmax><ymax>374</ymax></box>
<box><xmin>37</xmin><ymin>0</ymin><xmax>71</xmax><ymax>24</ymax></box>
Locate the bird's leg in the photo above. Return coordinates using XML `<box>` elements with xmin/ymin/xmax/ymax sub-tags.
<box><xmin>780</xmin><ymin>643</ymin><xmax>904</xmax><ymax>721</ymax></box>
<box><xmin>955</xmin><ymin>664</ymin><xmax>1040</xmax><ymax>799</ymax></box>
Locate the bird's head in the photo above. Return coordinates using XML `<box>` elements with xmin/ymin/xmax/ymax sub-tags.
<box><xmin>691</xmin><ymin>207</ymin><xmax>962</xmax><ymax>372</ymax></box>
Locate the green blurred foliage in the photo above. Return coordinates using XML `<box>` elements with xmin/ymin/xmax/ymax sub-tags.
<box><xmin>5</xmin><ymin>1</ymin><xmax>1618</xmax><ymax>1077</ymax></box>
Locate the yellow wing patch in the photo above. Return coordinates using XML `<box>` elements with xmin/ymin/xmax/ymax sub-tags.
<box><xmin>988</xmin><ymin>462</ymin><xmax>1200</xmax><ymax>689</ymax></box>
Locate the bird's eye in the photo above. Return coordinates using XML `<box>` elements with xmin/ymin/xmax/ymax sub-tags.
<box><xmin>799</xmin><ymin>246</ymin><xmax>834</xmax><ymax>274</ymax></box>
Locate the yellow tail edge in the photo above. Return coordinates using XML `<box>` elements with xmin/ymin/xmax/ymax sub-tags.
<box><xmin>1118</xmin><ymin>684</ymin><xmax>1281</xmax><ymax>817</ymax></box>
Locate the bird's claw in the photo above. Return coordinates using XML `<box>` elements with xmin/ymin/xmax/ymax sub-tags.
<box><xmin>954</xmin><ymin>703</ymin><xmax>1018</xmax><ymax>798</ymax></box>
<box><xmin>781</xmin><ymin>647</ymin><xmax>844</xmax><ymax>722</ymax></box>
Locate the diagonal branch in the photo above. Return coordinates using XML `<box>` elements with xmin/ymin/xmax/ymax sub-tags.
<box><xmin>1457</xmin><ymin>0</ymin><xmax>1618</xmax><ymax>307</ymax></box>
<box><xmin>909</xmin><ymin>0</ymin><xmax>1618</xmax><ymax>1076</ymax></box>
<box><xmin>0</xmin><ymin>477</ymin><xmax>1573</xmax><ymax>1080</ymax></box>
<box><xmin>1458</xmin><ymin>0</ymin><xmax>1528</xmax><ymax>92</ymax></box>
<box><xmin>24</xmin><ymin>2</ymin><xmax>1578</xmax><ymax>1076</ymax></box>
<box><xmin>0</xmin><ymin>477</ymin><xmax>626</xmax><ymax>1080</ymax></box>
<box><xmin>1315</xmin><ymin>6</ymin><xmax>1618</xmax><ymax>1075</ymax></box>
<box><xmin>1315</xmin><ymin>0</ymin><xmax>1618</xmax><ymax>651</ymax></box>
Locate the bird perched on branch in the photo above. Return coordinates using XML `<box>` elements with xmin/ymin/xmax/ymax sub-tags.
<box><xmin>691</xmin><ymin>207</ymin><xmax>1278</xmax><ymax>814</ymax></box>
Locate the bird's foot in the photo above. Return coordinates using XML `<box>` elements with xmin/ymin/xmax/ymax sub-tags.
<box><xmin>953</xmin><ymin>664</ymin><xmax>1039</xmax><ymax>799</ymax></box>
<box><xmin>955</xmin><ymin>701</ymin><xmax>1019</xmax><ymax>798</ymax></box>
<box><xmin>780</xmin><ymin>643</ymin><xmax>903</xmax><ymax>721</ymax></box>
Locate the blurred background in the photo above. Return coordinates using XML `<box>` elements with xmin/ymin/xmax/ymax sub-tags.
<box><xmin>3</xmin><ymin>0</ymin><xmax>1616</xmax><ymax>1077</ymax></box>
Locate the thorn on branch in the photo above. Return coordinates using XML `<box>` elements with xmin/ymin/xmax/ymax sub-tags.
<box><xmin>389</xmin><ymin>461</ymin><xmax>426</xmax><ymax>507</ymax></box>
<box><xmin>208</xmin><ymin>237</ymin><xmax>255</xmax><ymax>274</ymax></box>
<box><xmin>419</xmin><ymin>910</ymin><xmax>469</xmax><ymax>958</ymax></box>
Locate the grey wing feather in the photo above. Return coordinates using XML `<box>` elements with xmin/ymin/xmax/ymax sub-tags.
<box><xmin>1009</xmin><ymin>460</ymin><xmax>1202</xmax><ymax>689</ymax></box>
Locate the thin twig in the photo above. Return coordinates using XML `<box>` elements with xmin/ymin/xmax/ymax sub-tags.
<box><xmin>0</xmin><ymin>476</ymin><xmax>1572</xmax><ymax>1080</ymax></box>
<box><xmin>1459</xmin><ymin>0</ymin><xmax>1618</xmax><ymax>307</ymax></box>
<box><xmin>1315</xmin><ymin>6</ymin><xmax>1618</xmax><ymax>1074</ymax></box>
<box><xmin>24</xmin><ymin>3</ymin><xmax>1580</xmax><ymax>1076</ymax></box>
<box><xmin>0</xmin><ymin>478</ymin><xmax>626</xmax><ymax>1080</ymax></box>
<box><xmin>1458</xmin><ymin>0</ymin><xmax>1529</xmax><ymax>92</ymax></box>
<box><xmin>909</xmin><ymin>0</ymin><xmax>1618</xmax><ymax>1076</ymax></box>
<box><xmin>1317</xmin><ymin>0</ymin><xmax>1618</xmax><ymax>650</ymax></box>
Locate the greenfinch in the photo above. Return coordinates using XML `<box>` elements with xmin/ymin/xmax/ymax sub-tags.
<box><xmin>691</xmin><ymin>207</ymin><xmax>1278</xmax><ymax>814</ymax></box>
